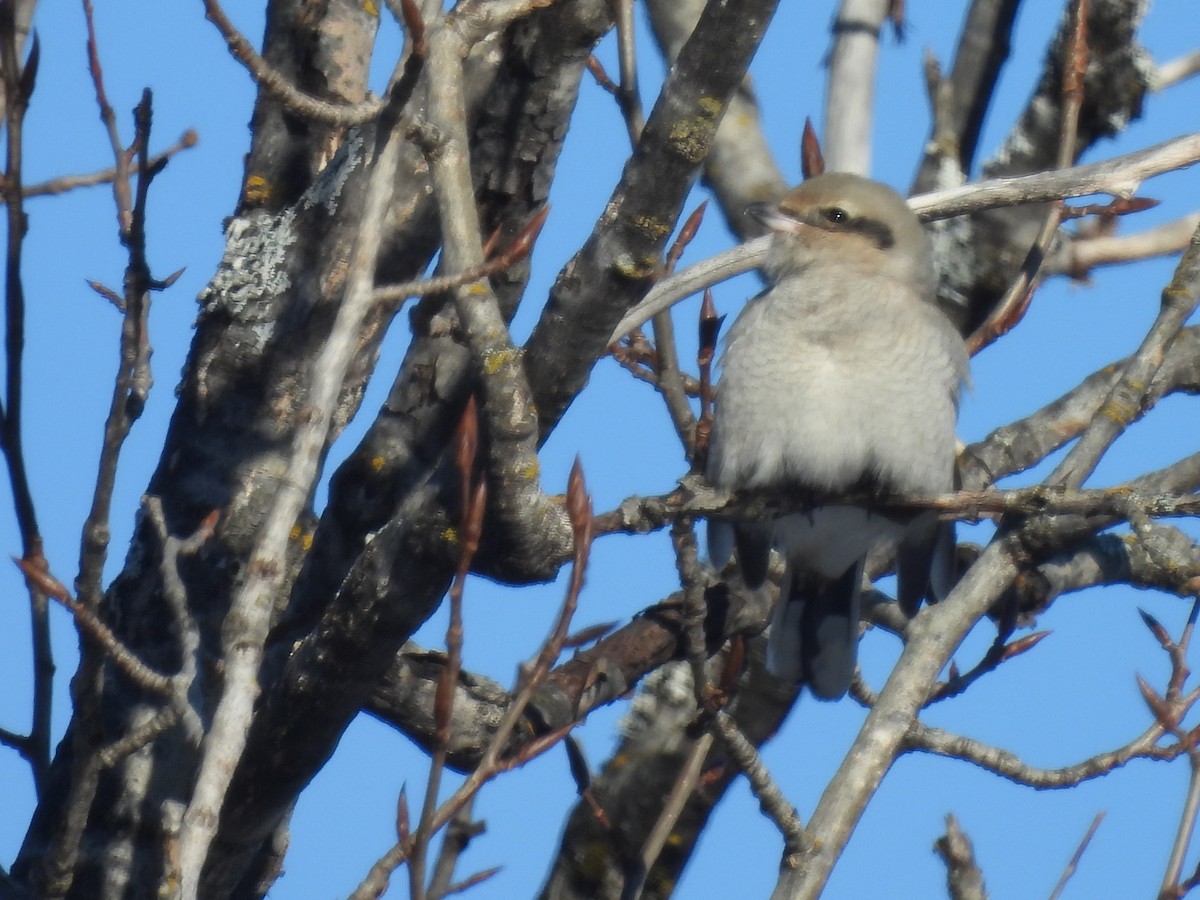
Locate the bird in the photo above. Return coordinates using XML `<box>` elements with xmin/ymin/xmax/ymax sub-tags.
<box><xmin>706</xmin><ymin>172</ymin><xmax>968</xmax><ymax>700</ymax></box>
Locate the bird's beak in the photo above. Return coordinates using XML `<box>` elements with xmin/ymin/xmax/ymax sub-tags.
<box><xmin>745</xmin><ymin>201</ymin><xmax>807</xmax><ymax>234</ymax></box>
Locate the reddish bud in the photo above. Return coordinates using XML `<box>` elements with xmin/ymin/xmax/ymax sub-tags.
<box><xmin>801</xmin><ymin>118</ymin><xmax>825</xmax><ymax>180</ymax></box>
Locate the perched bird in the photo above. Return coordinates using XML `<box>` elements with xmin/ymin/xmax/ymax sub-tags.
<box><xmin>707</xmin><ymin>173</ymin><xmax>968</xmax><ymax>700</ymax></box>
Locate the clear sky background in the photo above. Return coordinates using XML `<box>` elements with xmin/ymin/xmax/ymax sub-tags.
<box><xmin>2</xmin><ymin>2</ymin><xmax>1198</xmax><ymax>898</ymax></box>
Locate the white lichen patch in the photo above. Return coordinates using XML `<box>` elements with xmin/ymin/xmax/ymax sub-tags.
<box><xmin>198</xmin><ymin>208</ymin><xmax>298</xmax><ymax>320</ymax></box>
<box><xmin>302</xmin><ymin>128</ymin><xmax>364</xmax><ymax>215</ymax></box>
<box><xmin>619</xmin><ymin>661</ymin><xmax>696</xmax><ymax>752</ymax></box>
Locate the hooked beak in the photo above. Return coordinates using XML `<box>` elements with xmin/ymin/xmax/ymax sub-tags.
<box><xmin>745</xmin><ymin>201</ymin><xmax>808</xmax><ymax>234</ymax></box>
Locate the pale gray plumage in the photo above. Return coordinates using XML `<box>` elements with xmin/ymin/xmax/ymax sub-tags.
<box><xmin>707</xmin><ymin>172</ymin><xmax>968</xmax><ymax>700</ymax></box>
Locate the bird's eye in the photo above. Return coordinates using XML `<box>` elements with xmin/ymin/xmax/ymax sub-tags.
<box><xmin>822</xmin><ymin>207</ymin><xmax>849</xmax><ymax>225</ymax></box>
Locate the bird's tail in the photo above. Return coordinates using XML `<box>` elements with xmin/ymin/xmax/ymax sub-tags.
<box><xmin>767</xmin><ymin>559</ymin><xmax>864</xmax><ymax>701</ymax></box>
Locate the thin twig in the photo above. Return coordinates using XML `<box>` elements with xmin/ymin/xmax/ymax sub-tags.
<box><xmin>426</xmin><ymin>799</ymin><xmax>485</xmax><ymax>900</ymax></box>
<box><xmin>934</xmin><ymin>814</ymin><xmax>987</xmax><ymax>900</ymax></box>
<box><xmin>13</xmin><ymin>558</ymin><xmax>173</xmax><ymax>695</ymax></box>
<box><xmin>966</xmin><ymin>0</ymin><xmax>1088</xmax><ymax>355</ymax></box>
<box><xmin>411</xmin><ymin>403</ymin><xmax>485</xmax><ymax>900</ymax></box>
<box><xmin>201</xmin><ymin>0</ymin><xmax>385</xmax><ymax>126</ymax></box>
<box><xmin>0</xmin><ymin>4</ymin><xmax>49</xmax><ymax>795</ymax></box>
<box><xmin>1049</xmin><ymin>217</ymin><xmax>1200</xmax><ymax>488</ymax></box>
<box><xmin>612</xmin><ymin>0</ymin><xmax>643</xmax><ymax>143</ymax></box>
<box><xmin>593</xmin><ymin>480</ymin><xmax>1200</xmax><ymax>541</ymax></box>
<box><xmin>627</xmin><ymin>732</ymin><xmax>713</xmax><ymax>900</ymax></box>
<box><xmin>1049</xmin><ymin>811</ymin><xmax>1105</xmax><ymax>900</ymax></box>
<box><xmin>1152</xmin><ymin>49</ymin><xmax>1200</xmax><ymax>92</ymax></box>
<box><xmin>649</xmin><ymin>202</ymin><xmax>708</xmax><ymax>455</ymax></box>
<box><xmin>372</xmin><ymin>208</ymin><xmax>548</xmax><ymax>304</ymax></box>
<box><xmin>609</xmin><ymin>131</ymin><xmax>1200</xmax><ymax>343</ymax></box>
<box><xmin>175</xmin><ymin>45</ymin><xmax>420</xmax><ymax>900</ymax></box>
<box><xmin>0</xmin><ymin>129</ymin><xmax>197</xmax><ymax>202</ymax></box>
<box><xmin>350</xmin><ymin>460</ymin><xmax>595</xmax><ymax>900</ymax></box>
<box><xmin>712</xmin><ymin>711</ymin><xmax>808</xmax><ymax>861</ymax></box>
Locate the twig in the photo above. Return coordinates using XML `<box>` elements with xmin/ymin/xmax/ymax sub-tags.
<box><xmin>612</xmin><ymin>0</ymin><xmax>644</xmax><ymax>144</ymax></box>
<box><xmin>649</xmin><ymin>202</ymin><xmax>708</xmax><ymax>454</ymax></box>
<box><xmin>600</xmin><ymin>14</ymin><xmax>697</xmax><ymax>458</ymax></box>
<box><xmin>201</xmin><ymin>0</ymin><xmax>385</xmax><ymax>126</ymax></box>
<box><xmin>0</xmin><ymin>0</ymin><xmax>49</xmax><ymax>794</ymax></box>
<box><xmin>96</xmin><ymin>706</ymin><xmax>179</xmax><ymax>769</ymax></box>
<box><xmin>1152</xmin><ymin>49</ymin><xmax>1200</xmax><ymax>92</ymax></box>
<box><xmin>144</xmin><ymin>497</ymin><xmax>213</xmax><ymax>747</ymax></box>
<box><xmin>906</xmin><ymin>699</ymin><xmax>1175</xmax><ymax>778</ymax></box>
<box><xmin>593</xmin><ymin>480</ymin><xmax>1200</xmax><ymax>541</ymax></box>
<box><xmin>77</xmin><ymin>88</ymin><xmax>157</xmax><ymax>610</ymax></box>
<box><xmin>690</xmin><ymin>289</ymin><xmax>720</xmax><ymax>472</ymax></box>
<box><xmin>1048</xmin><ymin>217</ymin><xmax>1200</xmax><ymax>488</ymax></box>
<box><xmin>934</xmin><ymin>814</ymin><xmax>987</xmax><ymax>900</ymax></box>
<box><xmin>608</xmin><ymin>130</ymin><xmax>1200</xmax><ymax>342</ymax></box>
<box><xmin>0</xmin><ymin>0</ymin><xmax>42</xmax><ymax>550</ymax></box>
<box><xmin>627</xmin><ymin>732</ymin><xmax>713</xmax><ymax>900</ymax></box>
<box><xmin>967</xmin><ymin>0</ymin><xmax>1088</xmax><ymax>355</ymax></box>
<box><xmin>13</xmin><ymin>558</ymin><xmax>172</xmax><ymax>695</ymax></box>
<box><xmin>1047</xmin><ymin>213</ymin><xmax>1200</xmax><ymax>279</ymax></box>
<box><xmin>350</xmin><ymin>460</ymin><xmax>595</xmax><ymax>900</ymax></box>
<box><xmin>372</xmin><ymin>207</ymin><xmax>547</xmax><ymax>304</ymax></box>
<box><xmin>174</xmin><ymin>40</ymin><xmax>421</xmax><ymax>900</ymax></box>
<box><xmin>712</xmin><ymin>711</ymin><xmax>808</xmax><ymax>862</ymax></box>
<box><xmin>410</xmin><ymin>403</ymin><xmax>485</xmax><ymax>900</ymax></box>
<box><xmin>1049</xmin><ymin>811</ymin><xmax>1105</xmax><ymax>900</ymax></box>
<box><xmin>426</xmin><ymin>799</ymin><xmax>486</xmax><ymax>900</ymax></box>
<box><xmin>925</xmin><ymin>632</ymin><xmax>1050</xmax><ymax>704</ymax></box>
<box><xmin>0</xmin><ymin>129</ymin><xmax>198</xmax><ymax>201</ymax></box>
<box><xmin>1146</xmin><ymin>595</ymin><xmax>1200</xmax><ymax>897</ymax></box>
<box><xmin>670</xmin><ymin>518</ymin><xmax>712</xmax><ymax>708</ymax></box>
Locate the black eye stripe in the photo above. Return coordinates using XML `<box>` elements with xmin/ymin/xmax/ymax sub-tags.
<box><xmin>815</xmin><ymin>208</ymin><xmax>894</xmax><ymax>249</ymax></box>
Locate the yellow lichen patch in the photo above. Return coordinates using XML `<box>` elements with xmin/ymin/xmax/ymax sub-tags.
<box><xmin>370</xmin><ymin>455</ymin><xmax>386</xmax><ymax>472</ymax></box>
<box><xmin>289</xmin><ymin>524</ymin><xmax>314</xmax><ymax>551</ymax></box>
<box><xmin>633</xmin><ymin>216</ymin><xmax>672</xmax><ymax>241</ymax></box>
<box><xmin>362</xmin><ymin>0</ymin><xmax>379</xmax><ymax>16</ymax></box>
<box><xmin>442</xmin><ymin>526</ymin><xmax>459</xmax><ymax>544</ymax></box>
<box><xmin>666</xmin><ymin>97</ymin><xmax>723</xmax><ymax>163</ymax></box>
<box><xmin>578</xmin><ymin>841</ymin><xmax>616</xmax><ymax>883</ymax></box>
<box><xmin>243</xmin><ymin>174</ymin><xmax>271</xmax><ymax>204</ymax></box>
<box><xmin>483</xmin><ymin>346</ymin><xmax>522</xmax><ymax>375</ymax></box>
<box><xmin>517</xmin><ymin>457</ymin><xmax>541</xmax><ymax>481</ymax></box>
<box><xmin>1099</xmin><ymin>396</ymin><xmax>1138</xmax><ymax>425</ymax></box>
<box><xmin>613</xmin><ymin>253</ymin><xmax>658</xmax><ymax>280</ymax></box>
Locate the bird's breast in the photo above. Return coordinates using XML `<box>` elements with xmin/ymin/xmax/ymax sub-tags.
<box><xmin>709</xmin><ymin>276</ymin><xmax>964</xmax><ymax>496</ymax></box>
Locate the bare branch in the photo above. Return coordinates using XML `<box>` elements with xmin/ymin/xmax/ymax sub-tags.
<box><xmin>201</xmin><ymin>0</ymin><xmax>385</xmax><ymax>126</ymax></box>
<box><xmin>175</xmin><ymin>67</ymin><xmax>416</xmax><ymax>900</ymax></box>
<box><xmin>934</xmin><ymin>814</ymin><xmax>987</xmax><ymax>900</ymax></box>
<box><xmin>1152</xmin><ymin>49</ymin><xmax>1200</xmax><ymax>92</ymax></box>
<box><xmin>1049</xmin><ymin>812</ymin><xmax>1106</xmax><ymax>900</ymax></box>
<box><xmin>1049</xmin><ymin>220</ymin><xmax>1200</xmax><ymax>487</ymax></box>
<box><xmin>823</xmin><ymin>0</ymin><xmax>891</xmax><ymax>175</ymax></box>
<box><xmin>612</xmin><ymin>132</ymin><xmax>1200</xmax><ymax>344</ymax></box>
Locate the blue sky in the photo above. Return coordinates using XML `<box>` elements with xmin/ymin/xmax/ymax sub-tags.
<box><xmin>2</xmin><ymin>2</ymin><xmax>1198</xmax><ymax>898</ymax></box>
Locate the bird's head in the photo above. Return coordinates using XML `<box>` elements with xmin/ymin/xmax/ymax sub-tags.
<box><xmin>747</xmin><ymin>172</ymin><xmax>935</xmax><ymax>297</ymax></box>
